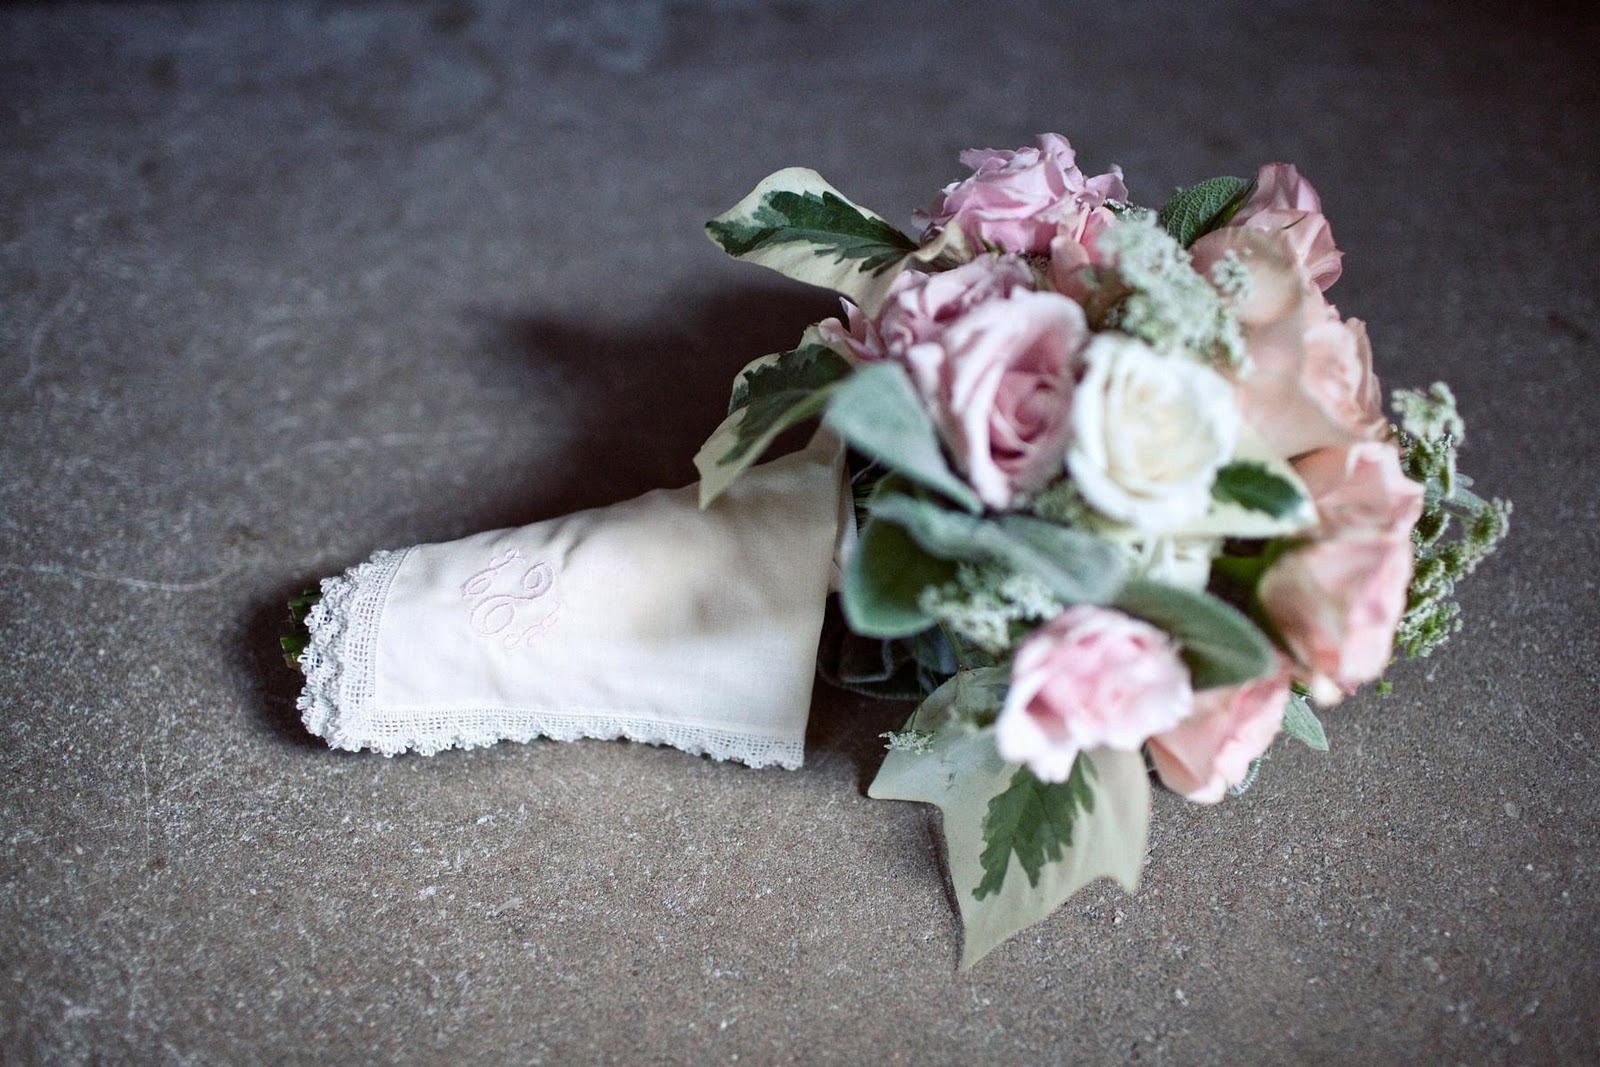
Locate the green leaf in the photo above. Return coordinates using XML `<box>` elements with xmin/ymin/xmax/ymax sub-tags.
<box><xmin>706</xmin><ymin>168</ymin><xmax>918</xmax><ymax>313</ymax></box>
<box><xmin>727</xmin><ymin>340</ymin><xmax>851</xmax><ymax>415</ymax></box>
<box><xmin>1281</xmin><ymin>692</ymin><xmax>1329</xmax><ymax>751</ymax></box>
<box><xmin>1156</xmin><ymin>175</ymin><xmax>1254</xmax><ymax>248</ymax></box>
<box><xmin>1211</xmin><ymin>461</ymin><xmax>1305</xmax><ymax>518</ymax></box>
<box><xmin>694</xmin><ymin>338</ymin><xmax>850</xmax><ymax>509</ymax></box>
<box><xmin>869</xmin><ymin>492</ymin><xmax>1126</xmax><ymax>605</ymax></box>
<box><xmin>869</xmin><ymin>676</ymin><xmax>1151</xmax><ymax>968</ymax></box>
<box><xmin>281</xmin><ymin>588</ymin><xmax>321</xmax><ymax>669</ymax></box>
<box><xmin>823</xmin><ymin>362</ymin><xmax>982</xmax><ymax>513</ymax></box>
<box><xmin>840</xmin><ymin>516</ymin><xmax>956</xmax><ymax>638</ymax></box>
<box><xmin>975</xmin><ymin>761</ymin><xmax>1096</xmax><ymax>900</ymax></box>
<box><xmin>1113</xmin><ymin>579</ymin><xmax>1274</xmax><ymax>689</ymax></box>
<box><xmin>694</xmin><ymin>387</ymin><xmax>836</xmax><ymax>509</ymax></box>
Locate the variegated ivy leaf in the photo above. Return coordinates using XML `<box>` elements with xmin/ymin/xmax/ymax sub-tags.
<box><xmin>706</xmin><ymin>168</ymin><xmax>920</xmax><ymax>315</ymax></box>
<box><xmin>869</xmin><ymin>671</ymin><xmax>1150</xmax><ymax>968</ymax></box>
<box><xmin>694</xmin><ymin>337</ymin><xmax>851</xmax><ymax>509</ymax></box>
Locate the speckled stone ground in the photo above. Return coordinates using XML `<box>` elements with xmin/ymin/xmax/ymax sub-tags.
<box><xmin>2</xmin><ymin>2</ymin><xmax>1595</xmax><ymax>1063</ymax></box>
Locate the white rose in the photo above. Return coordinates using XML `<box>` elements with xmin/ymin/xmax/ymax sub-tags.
<box><xmin>1067</xmin><ymin>334</ymin><xmax>1239</xmax><ymax>530</ymax></box>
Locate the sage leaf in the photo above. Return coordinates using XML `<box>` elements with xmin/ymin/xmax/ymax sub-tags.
<box><xmin>1156</xmin><ymin>175</ymin><xmax>1254</xmax><ymax>248</ymax></box>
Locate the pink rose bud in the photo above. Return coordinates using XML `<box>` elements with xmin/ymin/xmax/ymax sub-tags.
<box><xmin>1229</xmin><ymin>163</ymin><xmax>1343</xmax><ymax>290</ymax></box>
<box><xmin>1259</xmin><ymin>535</ymin><xmax>1414</xmax><ymax>705</ymax></box>
<box><xmin>1294</xmin><ymin>441</ymin><xmax>1424</xmax><ymax>540</ymax></box>
<box><xmin>817</xmin><ymin>297</ymin><xmax>887</xmax><ymax>363</ymax></box>
<box><xmin>997</xmin><ymin>606</ymin><xmax>1194</xmax><ymax>783</ymax></box>
<box><xmin>922</xmin><ymin>133</ymin><xmax>1127</xmax><ymax>257</ymax></box>
<box><xmin>1148</xmin><ymin>661</ymin><xmax>1291</xmax><ymax>804</ymax></box>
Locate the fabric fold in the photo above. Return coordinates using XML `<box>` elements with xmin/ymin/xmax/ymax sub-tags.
<box><xmin>297</xmin><ymin>435</ymin><xmax>848</xmax><ymax>768</ymax></box>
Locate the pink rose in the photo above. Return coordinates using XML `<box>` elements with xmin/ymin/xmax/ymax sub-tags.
<box><xmin>878</xmin><ymin>256</ymin><xmax>1034</xmax><ymax>354</ymax></box>
<box><xmin>1294</xmin><ymin>441</ymin><xmax>1423</xmax><ymax>539</ymax></box>
<box><xmin>921</xmin><ymin>133</ymin><xmax>1128</xmax><ymax>256</ymax></box>
<box><xmin>997</xmin><ymin>606</ymin><xmax>1193</xmax><ymax>783</ymax></box>
<box><xmin>1148</xmin><ymin>660</ymin><xmax>1291</xmax><ymax>804</ymax></box>
<box><xmin>1191</xmin><ymin>227</ymin><xmax>1384</xmax><ymax>458</ymax></box>
<box><xmin>1259</xmin><ymin>535</ymin><xmax>1414</xmax><ymax>705</ymax></box>
<box><xmin>903</xmin><ymin>286</ymin><xmax>1088</xmax><ymax>508</ymax></box>
<box><xmin>1228</xmin><ymin>163</ymin><xmax>1343</xmax><ymax>290</ymax></box>
<box><xmin>818</xmin><ymin>256</ymin><xmax>1033</xmax><ymax>364</ymax></box>
<box><xmin>817</xmin><ymin>297</ymin><xmax>886</xmax><ymax>363</ymax></box>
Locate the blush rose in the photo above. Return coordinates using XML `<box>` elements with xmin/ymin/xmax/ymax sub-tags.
<box><xmin>1147</xmin><ymin>660</ymin><xmax>1290</xmax><ymax>804</ymax></box>
<box><xmin>1191</xmin><ymin>227</ymin><xmax>1385</xmax><ymax>458</ymax></box>
<box><xmin>1259</xmin><ymin>534</ymin><xmax>1414</xmax><ymax>705</ymax></box>
<box><xmin>1228</xmin><ymin>163</ymin><xmax>1343</xmax><ymax>291</ymax></box>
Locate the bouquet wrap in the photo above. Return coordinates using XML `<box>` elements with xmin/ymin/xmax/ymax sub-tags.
<box><xmin>297</xmin><ymin>433</ymin><xmax>851</xmax><ymax>769</ymax></box>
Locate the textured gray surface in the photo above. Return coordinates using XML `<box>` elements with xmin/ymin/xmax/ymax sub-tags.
<box><xmin>2</xmin><ymin>2</ymin><xmax>1596</xmax><ymax>1063</ymax></box>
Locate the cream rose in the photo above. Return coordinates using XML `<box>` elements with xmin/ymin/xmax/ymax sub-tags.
<box><xmin>1066</xmin><ymin>333</ymin><xmax>1240</xmax><ymax>530</ymax></box>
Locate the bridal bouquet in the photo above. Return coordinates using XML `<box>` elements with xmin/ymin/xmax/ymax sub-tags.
<box><xmin>287</xmin><ymin>133</ymin><xmax>1507</xmax><ymax>968</ymax></box>
<box><xmin>694</xmin><ymin>135</ymin><xmax>1509</xmax><ymax>963</ymax></box>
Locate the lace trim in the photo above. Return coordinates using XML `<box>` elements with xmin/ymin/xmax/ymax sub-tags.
<box><xmin>295</xmin><ymin>549</ymin><xmax>804</xmax><ymax>770</ymax></box>
<box><xmin>297</xmin><ymin>548</ymin><xmax>408</xmax><ymax>750</ymax></box>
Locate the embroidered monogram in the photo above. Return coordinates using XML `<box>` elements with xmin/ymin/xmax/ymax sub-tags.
<box><xmin>459</xmin><ymin>548</ymin><xmax>561</xmax><ymax>647</ymax></box>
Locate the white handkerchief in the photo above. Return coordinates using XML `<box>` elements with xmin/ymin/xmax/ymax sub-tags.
<box><xmin>298</xmin><ymin>435</ymin><xmax>850</xmax><ymax>769</ymax></box>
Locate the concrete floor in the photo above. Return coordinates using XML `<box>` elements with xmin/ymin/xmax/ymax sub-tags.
<box><xmin>2</xmin><ymin>2</ymin><xmax>1595</xmax><ymax>1063</ymax></box>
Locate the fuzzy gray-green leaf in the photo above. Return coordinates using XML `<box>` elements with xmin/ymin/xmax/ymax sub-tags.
<box><xmin>1281</xmin><ymin>692</ymin><xmax>1330</xmax><ymax>751</ymax></box>
<box><xmin>1113</xmin><ymin>579</ymin><xmax>1274</xmax><ymax>689</ymax></box>
<box><xmin>824</xmin><ymin>363</ymin><xmax>982</xmax><ymax>513</ymax></box>
<box><xmin>868</xmin><ymin>492</ymin><xmax>1126</xmax><ymax>605</ymax></box>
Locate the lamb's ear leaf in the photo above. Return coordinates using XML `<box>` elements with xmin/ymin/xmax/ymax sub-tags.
<box><xmin>1113</xmin><ymin>579</ymin><xmax>1275</xmax><ymax>690</ymax></box>
<box><xmin>823</xmin><ymin>362</ymin><xmax>982</xmax><ymax>513</ymax></box>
